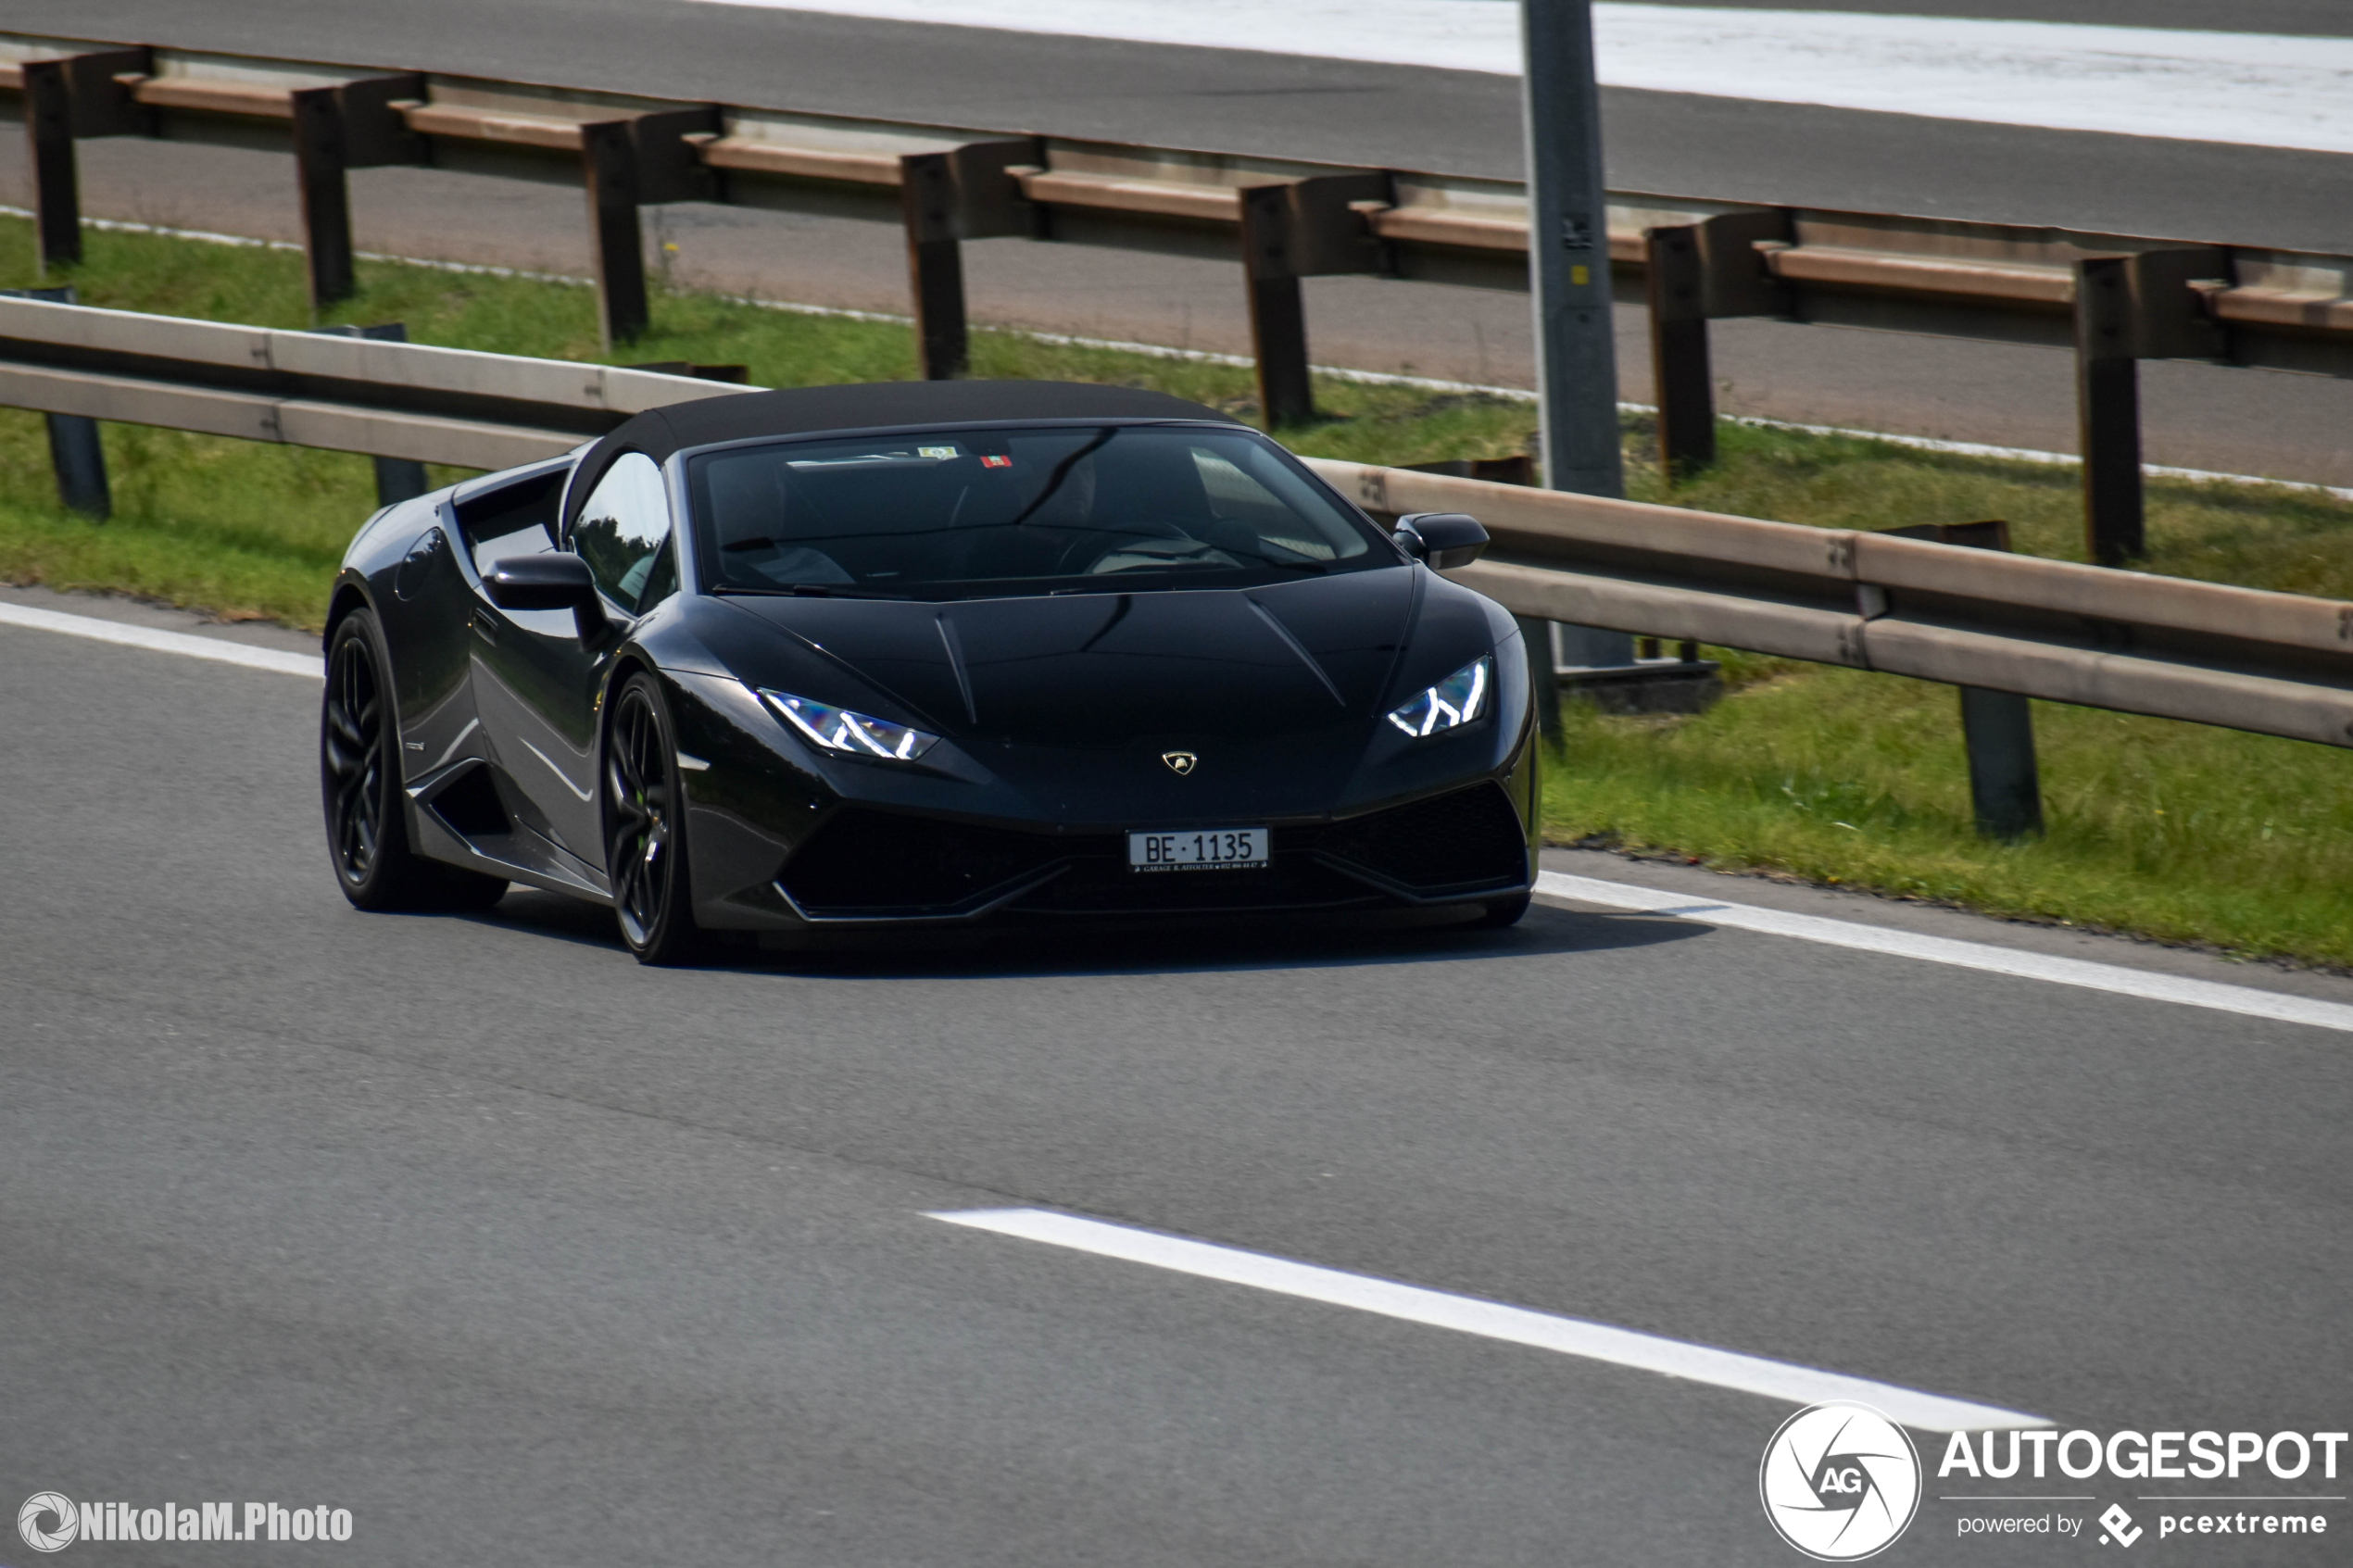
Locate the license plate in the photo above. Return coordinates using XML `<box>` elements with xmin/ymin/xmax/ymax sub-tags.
<box><xmin>1127</xmin><ymin>827</ymin><xmax>1268</xmax><ymax>872</ymax></box>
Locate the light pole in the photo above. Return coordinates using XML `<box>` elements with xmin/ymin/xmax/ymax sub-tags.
<box><xmin>1520</xmin><ymin>0</ymin><xmax>1629</xmax><ymax>731</ymax></box>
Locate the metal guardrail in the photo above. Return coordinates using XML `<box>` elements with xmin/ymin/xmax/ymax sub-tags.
<box><xmin>1309</xmin><ymin>459</ymin><xmax>2353</xmax><ymax>751</ymax></box>
<box><xmin>4</xmin><ymin>31</ymin><xmax>2351</xmax><ymax>566</ymax></box>
<box><xmin>0</xmin><ymin>293</ymin><xmax>734</xmax><ymax>472</ymax></box>
<box><xmin>1</xmin><ymin>292</ymin><xmax>2346</xmax><ymax>758</ymax></box>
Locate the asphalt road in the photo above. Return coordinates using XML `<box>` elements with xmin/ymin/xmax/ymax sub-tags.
<box><xmin>2</xmin><ymin>593</ymin><xmax>2347</xmax><ymax>1564</ymax></box>
<box><xmin>37</xmin><ymin>0</ymin><xmax>2353</xmax><ymax>246</ymax></box>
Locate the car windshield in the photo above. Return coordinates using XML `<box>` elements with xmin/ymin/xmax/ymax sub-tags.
<box><xmin>686</xmin><ymin>423</ymin><xmax>1392</xmax><ymax>599</ymax></box>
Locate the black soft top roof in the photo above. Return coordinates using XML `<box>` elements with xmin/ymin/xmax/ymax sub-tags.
<box><xmin>631</xmin><ymin>379</ymin><xmax>1236</xmax><ymax>455</ymax></box>
<box><xmin>564</xmin><ymin>380</ymin><xmax>1240</xmax><ymax>527</ymax></box>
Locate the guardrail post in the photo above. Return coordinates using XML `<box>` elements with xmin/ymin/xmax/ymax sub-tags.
<box><xmin>1645</xmin><ymin>224</ymin><xmax>1712</xmax><ymax>479</ymax></box>
<box><xmin>1960</xmin><ymin>686</ymin><xmax>2043</xmax><ymax>840</ymax></box>
<box><xmin>47</xmin><ymin>408</ymin><xmax>110</xmax><ymax>518</ymax></box>
<box><xmin>1238</xmin><ymin>185</ymin><xmax>1313</xmax><ymax>428</ymax></box>
<box><xmin>1237</xmin><ymin>172</ymin><xmax>1392</xmax><ymax>430</ymax></box>
<box><xmin>1878</xmin><ymin>519</ymin><xmax>2044</xmax><ymax>837</ymax></box>
<box><xmin>1639</xmin><ymin>210</ymin><xmax>1790</xmax><ymax>483</ymax></box>
<box><xmin>291</xmin><ymin>88</ymin><xmax>359</xmax><ymax>313</ymax></box>
<box><xmin>901</xmin><ymin>153</ymin><xmax>970</xmax><ymax>381</ymax></box>
<box><xmin>896</xmin><ymin>141</ymin><xmax>1039</xmax><ymax>381</ymax></box>
<box><xmin>2073</xmin><ymin>247</ymin><xmax>2231</xmax><ymax>568</ymax></box>
<box><xmin>1</xmin><ymin>285</ymin><xmax>109</xmax><ymax>517</ymax></box>
<box><xmin>581</xmin><ymin>121</ymin><xmax>650</xmax><ymax>348</ymax></box>
<box><xmin>22</xmin><ymin>61</ymin><xmax>80</xmax><ymax>273</ymax></box>
<box><xmin>2074</xmin><ymin>257</ymin><xmax>2143</xmax><ymax>567</ymax></box>
<box><xmin>19</xmin><ymin>49</ymin><xmax>153</xmax><ymax>276</ymax></box>
<box><xmin>315</xmin><ymin>322</ymin><xmax>431</xmax><ymax>504</ymax></box>
<box><xmin>579</xmin><ymin>109</ymin><xmax>729</xmax><ymax>349</ymax></box>
<box><xmin>289</xmin><ymin>76</ymin><xmax>426</xmax><ymax>315</ymax></box>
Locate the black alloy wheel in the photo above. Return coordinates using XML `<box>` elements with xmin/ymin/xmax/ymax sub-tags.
<box><xmin>603</xmin><ymin>673</ymin><xmax>701</xmax><ymax>964</ymax></box>
<box><xmin>321</xmin><ymin>609</ymin><xmax>507</xmax><ymax>911</ymax></box>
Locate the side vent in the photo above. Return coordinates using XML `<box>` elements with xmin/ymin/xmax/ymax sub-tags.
<box><xmin>424</xmin><ymin>762</ymin><xmax>511</xmax><ymax>840</ymax></box>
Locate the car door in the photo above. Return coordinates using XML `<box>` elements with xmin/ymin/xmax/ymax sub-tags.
<box><xmin>470</xmin><ymin>451</ymin><xmax>678</xmax><ymax>868</ymax></box>
<box><xmin>373</xmin><ymin>509</ymin><xmax>479</xmax><ymax>780</ymax></box>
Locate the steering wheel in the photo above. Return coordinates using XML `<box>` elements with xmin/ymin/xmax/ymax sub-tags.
<box><xmin>1052</xmin><ymin>519</ymin><xmax>1202</xmax><ymax>576</ymax></box>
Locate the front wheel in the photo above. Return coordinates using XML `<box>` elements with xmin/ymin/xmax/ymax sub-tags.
<box><xmin>321</xmin><ymin>609</ymin><xmax>506</xmax><ymax>912</ymax></box>
<box><xmin>603</xmin><ymin>673</ymin><xmax>703</xmax><ymax>965</ymax></box>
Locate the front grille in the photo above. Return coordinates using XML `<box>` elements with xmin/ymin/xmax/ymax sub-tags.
<box><xmin>1315</xmin><ymin>783</ymin><xmax>1528</xmax><ymax>894</ymax></box>
<box><xmin>1013</xmin><ymin>846</ymin><xmax>1376</xmax><ymax>915</ymax></box>
<box><xmin>776</xmin><ymin>785</ymin><xmax>1526</xmax><ymax>922</ymax></box>
<box><xmin>779</xmin><ymin>809</ymin><xmax>1060</xmax><ymax>914</ymax></box>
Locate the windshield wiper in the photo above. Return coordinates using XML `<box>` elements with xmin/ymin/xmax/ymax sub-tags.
<box><xmin>712</xmin><ymin>583</ymin><xmax>913</xmax><ymax>601</ymax></box>
<box><xmin>1005</xmin><ymin>426</ymin><xmax>1117</xmax><ymax>528</ymax></box>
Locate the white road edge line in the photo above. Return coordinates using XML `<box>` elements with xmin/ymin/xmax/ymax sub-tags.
<box><xmin>930</xmin><ymin>1207</ymin><xmax>2045</xmax><ymax>1432</ymax></box>
<box><xmin>1536</xmin><ymin>871</ymin><xmax>2353</xmax><ymax>1036</ymax></box>
<box><xmin>0</xmin><ymin>601</ymin><xmax>324</xmax><ymax>679</ymax></box>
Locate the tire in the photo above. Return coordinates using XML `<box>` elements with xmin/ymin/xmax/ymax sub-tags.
<box><xmin>321</xmin><ymin>609</ymin><xmax>508</xmax><ymax>912</ymax></box>
<box><xmin>603</xmin><ymin>672</ymin><xmax>703</xmax><ymax>965</ymax></box>
<box><xmin>1473</xmin><ymin>893</ymin><xmax>1531</xmax><ymax>928</ymax></box>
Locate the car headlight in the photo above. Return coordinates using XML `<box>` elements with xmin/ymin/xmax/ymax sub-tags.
<box><xmin>1387</xmin><ymin>655</ymin><xmax>1492</xmax><ymax>737</ymax></box>
<box><xmin>760</xmin><ymin>688</ymin><xmax>941</xmax><ymax>761</ymax></box>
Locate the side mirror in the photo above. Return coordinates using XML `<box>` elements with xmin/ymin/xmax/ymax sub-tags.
<box><xmin>1393</xmin><ymin>512</ymin><xmax>1490</xmax><ymax>571</ymax></box>
<box><xmin>486</xmin><ymin>554</ymin><xmax>598</xmax><ymax>611</ymax></box>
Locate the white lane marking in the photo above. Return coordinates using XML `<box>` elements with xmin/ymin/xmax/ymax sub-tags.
<box><xmin>1536</xmin><ymin>872</ymin><xmax>2353</xmax><ymax>1036</ymax></box>
<box><xmin>692</xmin><ymin>1</ymin><xmax>2353</xmax><ymax>156</ymax></box>
<box><xmin>932</xmin><ymin>1207</ymin><xmax>2045</xmax><ymax>1432</ymax></box>
<box><xmin>0</xmin><ymin>601</ymin><xmax>323</xmax><ymax>679</ymax></box>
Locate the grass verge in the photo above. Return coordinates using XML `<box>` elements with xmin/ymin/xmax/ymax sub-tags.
<box><xmin>1542</xmin><ymin>672</ymin><xmax>2353</xmax><ymax>970</ymax></box>
<box><xmin>3</xmin><ymin>218</ymin><xmax>2349</xmax><ymax>964</ymax></box>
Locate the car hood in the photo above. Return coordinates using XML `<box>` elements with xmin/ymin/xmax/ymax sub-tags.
<box><xmin>701</xmin><ymin>567</ymin><xmax>1504</xmax><ymax>822</ymax></box>
<box><xmin>723</xmin><ymin>570</ymin><xmax>1425</xmax><ymax>746</ymax></box>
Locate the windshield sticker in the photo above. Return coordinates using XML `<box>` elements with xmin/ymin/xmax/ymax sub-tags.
<box><xmin>980</xmin><ymin>454</ymin><xmax>1013</xmax><ymax>469</ymax></box>
<box><xmin>917</xmin><ymin>445</ymin><xmax>960</xmax><ymax>459</ymax></box>
<box><xmin>787</xmin><ymin>453</ymin><xmax>935</xmax><ymax>470</ymax></box>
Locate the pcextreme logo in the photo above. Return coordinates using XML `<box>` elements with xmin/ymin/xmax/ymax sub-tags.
<box><xmin>1760</xmin><ymin>1402</ymin><xmax>1925</xmax><ymax>1561</ymax></box>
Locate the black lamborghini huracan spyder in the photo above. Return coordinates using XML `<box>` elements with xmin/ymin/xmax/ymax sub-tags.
<box><xmin>321</xmin><ymin>381</ymin><xmax>1539</xmax><ymax>962</ymax></box>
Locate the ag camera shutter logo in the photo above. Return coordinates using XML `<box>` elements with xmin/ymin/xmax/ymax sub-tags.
<box><xmin>1760</xmin><ymin>1402</ymin><xmax>1922</xmax><ymax>1560</ymax></box>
